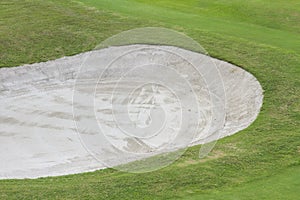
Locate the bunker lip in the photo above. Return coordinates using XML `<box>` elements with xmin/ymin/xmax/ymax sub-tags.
<box><xmin>0</xmin><ymin>45</ymin><xmax>263</xmax><ymax>179</ymax></box>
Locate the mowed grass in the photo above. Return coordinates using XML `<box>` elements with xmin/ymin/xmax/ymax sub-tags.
<box><xmin>0</xmin><ymin>0</ymin><xmax>146</xmax><ymax>67</ymax></box>
<box><xmin>0</xmin><ymin>0</ymin><xmax>300</xmax><ymax>199</ymax></box>
<box><xmin>185</xmin><ymin>166</ymin><xmax>300</xmax><ymax>200</ymax></box>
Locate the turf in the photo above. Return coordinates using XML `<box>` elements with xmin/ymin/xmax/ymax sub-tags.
<box><xmin>185</xmin><ymin>166</ymin><xmax>300</xmax><ymax>200</ymax></box>
<box><xmin>0</xmin><ymin>0</ymin><xmax>299</xmax><ymax>199</ymax></box>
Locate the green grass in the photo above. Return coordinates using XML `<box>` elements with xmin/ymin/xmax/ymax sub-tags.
<box><xmin>184</xmin><ymin>166</ymin><xmax>300</xmax><ymax>200</ymax></box>
<box><xmin>0</xmin><ymin>0</ymin><xmax>299</xmax><ymax>199</ymax></box>
<box><xmin>0</xmin><ymin>0</ymin><xmax>145</xmax><ymax>67</ymax></box>
<box><xmin>80</xmin><ymin>0</ymin><xmax>300</xmax><ymax>52</ymax></box>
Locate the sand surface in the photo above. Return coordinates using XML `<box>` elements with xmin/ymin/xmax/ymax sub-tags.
<box><xmin>0</xmin><ymin>45</ymin><xmax>263</xmax><ymax>179</ymax></box>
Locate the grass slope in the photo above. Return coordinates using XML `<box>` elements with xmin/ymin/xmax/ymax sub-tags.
<box><xmin>0</xmin><ymin>0</ymin><xmax>299</xmax><ymax>199</ymax></box>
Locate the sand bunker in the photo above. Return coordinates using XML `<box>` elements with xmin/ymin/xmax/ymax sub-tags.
<box><xmin>0</xmin><ymin>45</ymin><xmax>263</xmax><ymax>179</ymax></box>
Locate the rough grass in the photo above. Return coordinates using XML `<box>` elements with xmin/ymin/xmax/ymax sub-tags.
<box><xmin>0</xmin><ymin>0</ymin><xmax>145</xmax><ymax>67</ymax></box>
<box><xmin>0</xmin><ymin>0</ymin><xmax>299</xmax><ymax>199</ymax></box>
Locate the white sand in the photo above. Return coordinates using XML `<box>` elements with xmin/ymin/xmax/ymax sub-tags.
<box><xmin>0</xmin><ymin>45</ymin><xmax>263</xmax><ymax>179</ymax></box>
